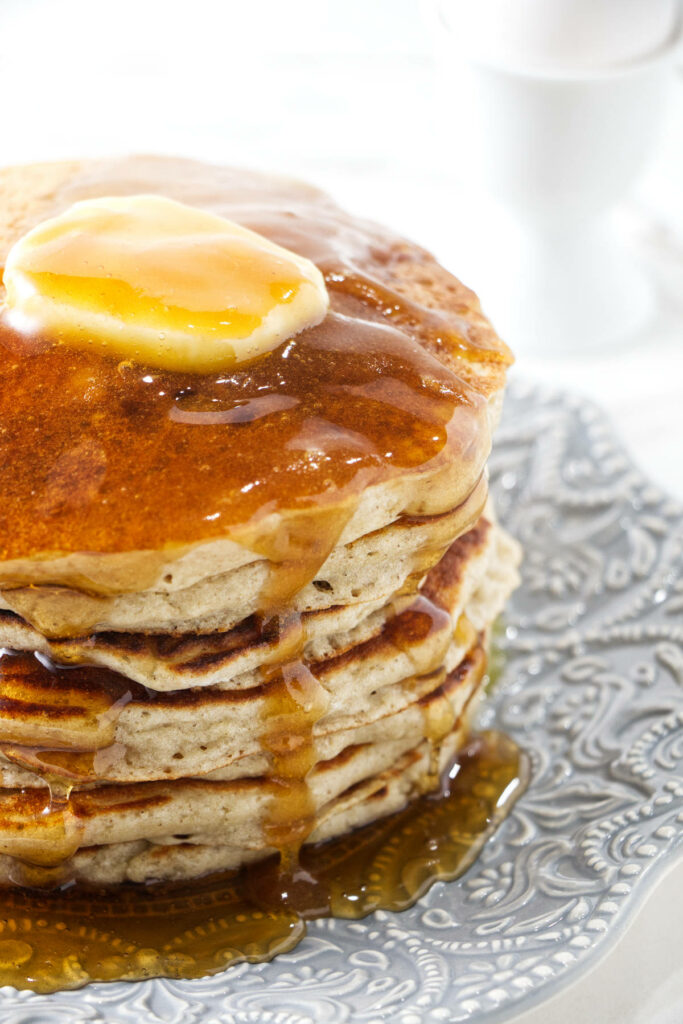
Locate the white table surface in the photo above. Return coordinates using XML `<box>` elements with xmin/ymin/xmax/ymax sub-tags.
<box><xmin>0</xmin><ymin>1</ymin><xmax>681</xmax><ymax>1019</ymax></box>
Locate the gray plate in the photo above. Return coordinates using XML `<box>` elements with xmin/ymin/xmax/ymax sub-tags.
<box><xmin>2</xmin><ymin>383</ymin><xmax>682</xmax><ymax>1024</ymax></box>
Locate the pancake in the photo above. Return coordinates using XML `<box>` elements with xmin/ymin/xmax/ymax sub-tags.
<box><xmin>0</xmin><ymin>477</ymin><xmax>488</xmax><ymax>638</ymax></box>
<box><xmin>0</xmin><ymin>520</ymin><xmax>519</xmax><ymax>785</ymax></box>
<box><xmin>0</xmin><ymin>723</ymin><xmax>478</xmax><ymax>887</ymax></box>
<box><xmin>0</xmin><ymin>513</ymin><xmax>501</xmax><ymax>690</ymax></box>
<box><xmin>0</xmin><ymin>657</ymin><xmax>483</xmax><ymax>887</ymax></box>
<box><xmin>0</xmin><ymin>156</ymin><xmax>519</xmax><ymax>895</ymax></box>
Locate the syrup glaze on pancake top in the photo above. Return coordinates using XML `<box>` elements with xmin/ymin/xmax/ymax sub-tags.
<box><xmin>0</xmin><ymin>157</ymin><xmax>522</xmax><ymax>993</ymax></box>
<box><xmin>0</xmin><ymin>156</ymin><xmax>510</xmax><ymax>598</ymax></box>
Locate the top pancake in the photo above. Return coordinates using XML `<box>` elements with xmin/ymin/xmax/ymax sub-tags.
<box><xmin>0</xmin><ymin>156</ymin><xmax>512</xmax><ymax>599</ymax></box>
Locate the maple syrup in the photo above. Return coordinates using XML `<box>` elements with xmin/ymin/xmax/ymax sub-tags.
<box><xmin>259</xmin><ymin>613</ymin><xmax>330</xmax><ymax>865</ymax></box>
<box><xmin>0</xmin><ymin>730</ymin><xmax>527</xmax><ymax>994</ymax></box>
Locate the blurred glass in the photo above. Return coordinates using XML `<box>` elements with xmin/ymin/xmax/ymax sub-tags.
<box><xmin>429</xmin><ymin>0</ymin><xmax>682</xmax><ymax>354</ymax></box>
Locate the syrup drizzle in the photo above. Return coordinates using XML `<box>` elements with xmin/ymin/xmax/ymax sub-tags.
<box><xmin>259</xmin><ymin>613</ymin><xmax>330</xmax><ymax>867</ymax></box>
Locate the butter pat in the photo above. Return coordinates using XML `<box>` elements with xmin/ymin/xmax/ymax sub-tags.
<box><xmin>3</xmin><ymin>194</ymin><xmax>329</xmax><ymax>372</ymax></box>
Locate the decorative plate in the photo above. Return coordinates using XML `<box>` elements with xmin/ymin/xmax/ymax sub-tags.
<box><xmin>2</xmin><ymin>383</ymin><xmax>682</xmax><ymax>1024</ymax></box>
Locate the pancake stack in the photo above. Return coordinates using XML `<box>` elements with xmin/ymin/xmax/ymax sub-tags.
<box><xmin>0</xmin><ymin>157</ymin><xmax>520</xmax><ymax>887</ymax></box>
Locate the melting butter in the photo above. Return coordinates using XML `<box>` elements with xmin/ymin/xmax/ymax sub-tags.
<box><xmin>2</xmin><ymin>195</ymin><xmax>329</xmax><ymax>371</ymax></box>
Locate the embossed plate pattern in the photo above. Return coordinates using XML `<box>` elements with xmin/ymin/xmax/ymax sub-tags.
<box><xmin>2</xmin><ymin>383</ymin><xmax>682</xmax><ymax>1023</ymax></box>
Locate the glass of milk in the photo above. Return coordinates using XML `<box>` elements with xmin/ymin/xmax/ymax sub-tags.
<box><xmin>431</xmin><ymin>0</ymin><xmax>682</xmax><ymax>353</ymax></box>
